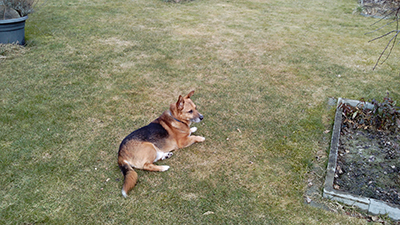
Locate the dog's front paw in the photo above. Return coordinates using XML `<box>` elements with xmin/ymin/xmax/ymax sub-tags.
<box><xmin>196</xmin><ymin>136</ymin><xmax>206</xmax><ymax>142</ymax></box>
<box><xmin>160</xmin><ymin>165</ymin><xmax>170</xmax><ymax>171</ymax></box>
<box><xmin>190</xmin><ymin>127</ymin><xmax>197</xmax><ymax>134</ymax></box>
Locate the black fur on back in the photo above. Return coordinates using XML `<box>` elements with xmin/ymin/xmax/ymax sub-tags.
<box><xmin>120</xmin><ymin>122</ymin><xmax>169</xmax><ymax>149</ymax></box>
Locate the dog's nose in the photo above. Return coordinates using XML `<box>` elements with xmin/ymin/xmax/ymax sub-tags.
<box><xmin>199</xmin><ymin>114</ymin><xmax>204</xmax><ymax>121</ymax></box>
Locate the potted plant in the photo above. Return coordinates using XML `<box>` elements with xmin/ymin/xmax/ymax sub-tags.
<box><xmin>0</xmin><ymin>0</ymin><xmax>38</xmax><ymax>45</ymax></box>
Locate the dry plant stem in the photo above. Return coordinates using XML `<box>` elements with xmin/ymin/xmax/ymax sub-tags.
<box><xmin>1</xmin><ymin>0</ymin><xmax>39</xmax><ymax>17</ymax></box>
<box><xmin>2</xmin><ymin>5</ymin><xmax>5</xmax><ymax>20</ymax></box>
<box><xmin>366</xmin><ymin>6</ymin><xmax>400</xmax><ymax>70</ymax></box>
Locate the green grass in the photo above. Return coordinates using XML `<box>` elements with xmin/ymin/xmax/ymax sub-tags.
<box><xmin>1</xmin><ymin>0</ymin><xmax>400</xmax><ymax>224</ymax></box>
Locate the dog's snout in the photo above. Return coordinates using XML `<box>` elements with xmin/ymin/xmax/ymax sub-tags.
<box><xmin>199</xmin><ymin>114</ymin><xmax>204</xmax><ymax>121</ymax></box>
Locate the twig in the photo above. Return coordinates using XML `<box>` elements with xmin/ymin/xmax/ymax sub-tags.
<box><xmin>365</xmin><ymin>16</ymin><xmax>399</xmax><ymax>35</ymax></box>
<box><xmin>366</xmin><ymin>4</ymin><xmax>400</xmax><ymax>70</ymax></box>
<box><xmin>372</xmin><ymin>29</ymin><xmax>400</xmax><ymax>70</ymax></box>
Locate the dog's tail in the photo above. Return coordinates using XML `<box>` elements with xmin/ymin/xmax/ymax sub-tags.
<box><xmin>119</xmin><ymin>160</ymin><xmax>138</xmax><ymax>198</ymax></box>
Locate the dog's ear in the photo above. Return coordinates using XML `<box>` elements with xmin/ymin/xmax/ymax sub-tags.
<box><xmin>186</xmin><ymin>90</ymin><xmax>195</xmax><ymax>99</ymax></box>
<box><xmin>176</xmin><ymin>95</ymin><xmax>184</xmax><ymax>111</ymax></box>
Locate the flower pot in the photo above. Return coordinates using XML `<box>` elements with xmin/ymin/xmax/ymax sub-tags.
<box><xmin>0</xmin><ymin>16</ymin><xmax>28</xmax><ymax>45</ymax></box>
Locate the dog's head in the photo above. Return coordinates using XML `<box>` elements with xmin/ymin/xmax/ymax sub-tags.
<box><xmin>170</xmin><ymin>90</ymin><xmax>203</xmax><ymax>124</ymax></box>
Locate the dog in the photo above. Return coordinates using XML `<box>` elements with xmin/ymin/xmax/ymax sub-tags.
<box><xmin>117</xmin><ymin>91</ymin><xmax>205</xmax><ymax>197</ymax></box>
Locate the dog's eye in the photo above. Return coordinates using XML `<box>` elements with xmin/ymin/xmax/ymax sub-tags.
<box><xmin>188</xmin><ymin>110</ymin><xmax>193</xmax><ymax>113</ymax></box>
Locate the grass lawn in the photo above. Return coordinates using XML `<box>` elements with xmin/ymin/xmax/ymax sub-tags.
<box><xmin>1</xmin><ymin>0</ymin><xmax>399</xmax><ymax>224</ymax></box>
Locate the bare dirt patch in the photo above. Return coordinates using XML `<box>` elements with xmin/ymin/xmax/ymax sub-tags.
<box><xmin>334</xmin><ymin>125</ymin><xmax>400</xmax><ymax>205</ymax></box>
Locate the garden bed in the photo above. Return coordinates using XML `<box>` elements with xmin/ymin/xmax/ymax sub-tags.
<box><xmin>324</xmin><ymin>98</ymin><xmax>400</xmax><ymax>220</ymax></box>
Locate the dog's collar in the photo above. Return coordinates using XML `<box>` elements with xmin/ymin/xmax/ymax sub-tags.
<box><xmin>169</xmin><ymin>111</ymin><xmax>184</xmax><ymax>123</ymax></box>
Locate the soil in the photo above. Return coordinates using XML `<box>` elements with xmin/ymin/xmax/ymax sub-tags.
<box><xmin>334</xmin><ymin>118</ymin><xmax>400</xmax><ymax>205</ymax></box>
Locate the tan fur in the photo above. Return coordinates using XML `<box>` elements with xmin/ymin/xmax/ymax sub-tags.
<box><xmin>118</xmin><ymin>91</ymin><xmax>205</xmax><ymax>197</ymax></box>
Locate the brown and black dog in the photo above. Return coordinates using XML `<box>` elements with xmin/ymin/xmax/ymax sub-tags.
<box><xmin>118</xmin><ymin>91</ymin><xmax>205</xmax><ymax>197</ymax></box>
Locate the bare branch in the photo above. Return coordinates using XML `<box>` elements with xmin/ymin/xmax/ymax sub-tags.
<box><xmin>365</xmin><ymin>16</ymin><xmax>399</xmax><ymax>35</ymax></box>
<box><xmin>363</xmin><ymin>1</ymin><xmax>400</xmax><ymax>70</ymax></box>
<box><xmin>372</xmin><ymin>29</ymin><xmax>400</xmax><ymax>70</ymax></box>
<box><xmin>368</xmin><ymin>30</ymin><xmax>400</xmax><ymax>42</ymax></box>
